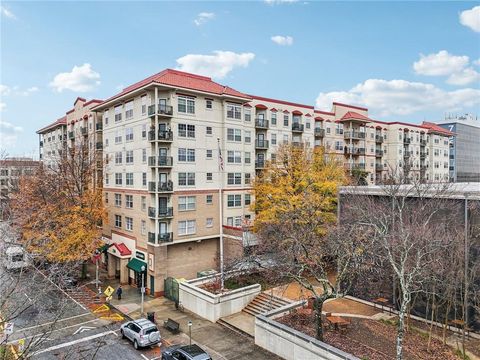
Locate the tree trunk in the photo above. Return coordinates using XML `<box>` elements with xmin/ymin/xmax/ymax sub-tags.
<box><xmin>396</xmin><ymin>298</ymin><xmax>408</xmax><ymax>360</ymax></box>
<box><xmin>428</xmin><ymin>299</ymin><xmax>435</xmax><ymax>350</ymax></box>
<box><xmin>314</xmin><ymin>297</ymin><xmax>324</xmax><ymax>341</ymax></box>
<box><xmin>443</xmin><ymin>300</ymin><xmax>451</xmax><ymax>344</ymax></box>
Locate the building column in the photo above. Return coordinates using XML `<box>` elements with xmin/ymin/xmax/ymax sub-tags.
<box><xmin>119</xmin><ymin>258</ymin><xmax>129</xmax><ymax>284</ymax></box>
<box><xmin>107</xmin><ymin>253</ymin><xmax>116</xmax><ymax>279</ymax></box>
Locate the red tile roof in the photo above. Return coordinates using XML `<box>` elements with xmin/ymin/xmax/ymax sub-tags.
<box><xmin>333</xmin><ymin>102</ymin><xmax>368</xmax><ymax>111</ymax></box>
<box><xmin>421</xmin><ymin>121</ymin><xmax>455</xmax><ymax>136</ymax></box>
<box><xmin>314</xmin><ymin>109</ymin><xmax>335</xmax><ymax>116</ymax></box>
<box><xmin>340</xmin><ymin>111</ymin><xmax>371</xmax><ymax>122</ymax></box>
<box><xmin>248</xmin><ymin>95</ymin><xmax>314</xmax><ymax>110</ymax></box>
<box><xmin>98</xmin><ymin>69</ymin><xmax>251</xmax><ymax>107</ymax></box>
<box><xmin>36</xmin><ymin>116</ymin><xmax>67</xmax><ymax>134</ymax></box>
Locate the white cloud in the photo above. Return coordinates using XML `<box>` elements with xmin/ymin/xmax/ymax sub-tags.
<box><xmin>315</xmin><ymin>78</ymin><xmax>480</xmax><ymax>117</ymax></box>
<box><xmin>0</xmin><ymin>85</ymin><xmax>10</xmax><ymax>96</ymax></box>
<box><xmin>413</xmin><ymin>50</ymin><xmax>469</xmax><ymax>76</ymax></box>
<box><xmin>447</xmin><ymin>68</ymin><xmax>480</xmax><ymax>86</ymax></box>
<box><xmin>49</xmin><ymin>63</ymin><xmax>101</xmax><ymax>92</ymax></box>
<box><xmin>0</xmin><ymin>6</ymin><xmax>16</xmax><ymax>20</ymax></box>
<box><xmin>474</xmin><ymin>58</ymin><xmax>480</xmax><ymax>66</ymax></box>
<box><xmin>413</xmin><ymin>50</ymin><xmax>480</xmax><ymax>86</ymax></box>
<box><xmin>0</xmin><ymin>120</ymin><xmax>23</xmax><ymax>147</ymax></box>
<box><xmin>176</xmin><ymin>51</ymin><xmax>255</xmax><ymax>79</ymax></box>
<box><xmin>271</xmin><ymin>35</ymin><xmax>294</xmax><ymax>46</ymax></box>
<box><xmin>0</xmin><ymin>102</ymin><xmax>6</xmax><ymax>112</ymax></box>
<box><xmin>264</xmin><ymin>0</ymin><xmax>298</xmax><ymax>4</ymax></box>
<box><xmin>459</xmin><ymin>6</ymin><xmax>480</xmax><ymax>32</ymax></box>
<box><xmin>194</xmin><ymin>12</ymin><xmax>215</xmax><ymax>26</ymax></box>
<box><xmin>16</xmin><ymin>86</ymin><xmax>39</xmax><ymax>96</ymax></box>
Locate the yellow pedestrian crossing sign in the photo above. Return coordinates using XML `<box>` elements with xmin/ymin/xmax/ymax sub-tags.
<box><xmin>104</xmin><ymin>286</ymin><xmax>115</xmax><ymax>297</ymax></box>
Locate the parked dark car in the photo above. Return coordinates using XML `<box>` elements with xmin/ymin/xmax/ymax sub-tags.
<box><xmin>162</xmin><ymin>344</ymin><xmax>211</xmax><ymax>360</ymax></box>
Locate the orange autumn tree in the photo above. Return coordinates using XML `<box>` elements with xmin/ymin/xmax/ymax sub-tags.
<box><xmin>11</xmin><ymin>141</ymin><xmax>106</xmax><ymax>262</ymax></box>
<box><xmin>253</xmin><ymin>144</ymin><xmax>369</xmax><ymax>340</ymax></box>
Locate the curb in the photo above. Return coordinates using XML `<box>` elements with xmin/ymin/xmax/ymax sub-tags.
<box><xmin>107</xmin><ymin>302</ymin><xmax>133</xmax><ymax>321</ymax></box>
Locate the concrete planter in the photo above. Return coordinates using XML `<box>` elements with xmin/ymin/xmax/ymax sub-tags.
<box><xmin>255</xmin><ymin>303</ymin><xmax>359</xmax><ymax>360</ymax></box>
<box><xmin>178</xmin><ymin>274</ymin><xmax>261</xmax><ymax>322</ymax></box>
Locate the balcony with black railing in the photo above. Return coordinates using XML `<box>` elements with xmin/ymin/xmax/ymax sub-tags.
<box><xmin>420</xmin><ymin>138</ymin><xmax>427</xmax><ymax>146</ymax></box>
<box><xmin>148</xmin><ymin>180</ymin><xmax>174</xmax><ymax>193</ymax></box>
<box><xmin>148</xmin><ymin>104</ymin><xmax>173</xmax><ymax>117</ymax></box>
<box><xmin>344</xmin><ymin>147</ymin><xmax>366</xmax><ymax>155</ymax></box>
<box><xmin>375</xmin><ymin>149</ymin><xmax>384</xmax><ymax>157</ymax></box>
<box><xmin>68</xmin><ymin>131</ymin><xmax>74</xmax><ymax>139</ymax></box>
<box><xmin>80</xmin><ymin>127</ymin><xmax>87</xmax><ymax>136</ymax></box>
<box><xmin>148</xmin><ymin>156</ymin><xmax>173</xmax><ymax>168</ymax></box>
<box><xmin>96</xmin><ymin>142</ymin><xmax>103</xmax><ymax>150</ymax></box>
<box><xmin>148</xmin><ymin>129</ymin><xmax>173</xmax><ymax>142</ymax></box>
<box><xmin>314</xmin><ymin>128</ymin><xmax>325</xmax><ymax>137</ymax></box>
<box><xmin>292</xmin><ymin>123</ymin><xmax>304</xmax><ymax>133</ymax></box>
<box><xmin>344</xmin><ymin>131</ymin><xmax>366</xmax><ymax>140</ymax></box>
<box><xmin>420</xmin><ymin>151</ymin><xmax>427</xmax><ymax>159</ymax></box>
<box><xmin>148</xmin><ymin>206</ymin><xmax>173</xmax><ymax>219</ymax></box>
<box><xmin>255</xmin><ymin>160</ymin><xmax>265</xmax><ymax>169</ymax></box>
<box><xmin>255</xmin><ymin>118</ymin><xmax>269</xmax><ymax>129</ymax></box>
<box><xmin>375</xmin><ymin>163</ymin><xmax>384</xmax><ymax>171</ymax></box>
<box><xmin>375</xmin><ymin>134</ymin><xmax>384</xmax><ymax>143</ymax></box>
<box><xmin>148</xmin><ymin>232</ymin><xmax>173</xmax><ymax>244</ymax></box>
<box><xmin>255</xmin><ymin>139</ymin><xmax>269</xmax><ymax>149</ymax></box>
<box><xmin>96</xmin><ymin>123</ymin><xmax>102</xmax><ymax>131</ymax></box>
<box><xmin>404</xmin><ymin>137</ymin><xmax>411</xmax><ymax>144</ymax></box>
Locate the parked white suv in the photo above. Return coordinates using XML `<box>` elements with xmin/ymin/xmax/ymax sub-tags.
<box><xmin>120</xmin><ymin>318</ymin><xmax>161</xmax><ymax>349</ymax></box>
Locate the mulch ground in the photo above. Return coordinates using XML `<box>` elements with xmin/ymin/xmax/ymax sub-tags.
<box><xmin>277</xmin><ymin>311</ymin><xmax>460</xmax><ymax>360</ymax></box>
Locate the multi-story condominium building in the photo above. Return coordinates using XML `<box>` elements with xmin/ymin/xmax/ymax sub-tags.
<box><xmin>37</xmin><ymin>97</ymin><xmax>103</xmax><ymax>184</ymax></box>
<box><xmin>0</xmin><ymin>157</ymin><xmax>40</xmax><ymax>218</ymax></box>
<box><xmin>438</xmin><ymin>115</ymin><xmax>480</xmax><ymax>182</ymax></box>
<box><xmin>87</xmin><ymin>68</ymin><xmax>452</xmax><ymax>296</ymax></box>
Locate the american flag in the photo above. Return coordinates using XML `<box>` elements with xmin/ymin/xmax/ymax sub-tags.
<box><xmin>218</xmin><ymin>139</ymin><xmax>224</xmax><ymax>171</ymax></box>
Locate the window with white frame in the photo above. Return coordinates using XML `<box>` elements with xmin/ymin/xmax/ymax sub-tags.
<box><xmin>227</xmin><ymin>128</ymin><xmax>242</xmax><ymax>142</ymax></box>
<box><xmin>126</xmin><ymin>173</ymin><xmax>134</xmax><ymax>186</ymax></box>
<box><xmin>142</xmin><ymin>148</ymin><xmax>147</xmax><ymax>163</ymax></box>
<box><xmin>142</xmin><ymin>124</ymin><xmax>147</xmax><ymax>139</ymax></box>
<box><xmin>245</xmin><ymin>173</ymin><xmax>251</xmax><ymax>184</ymax></box>
<box><xmin>227</xmin><ymin>151</ymin><xmax>241</xmax><ymax>163</ymax></box>
<box><xmin>206</xmin><ymin>218</ymin><xmax>213</xmax><ymax>228</ymax></box>
<box><xmin>141</xmin><ymin>95</ymin><xmax>147</xmax><ymax>115</ymax></box>
<box><xmin>115</xmin><ymin>105</ymin><xmax>122</xmax><ymax>122</ymax></box>
<box><xmin>115</xmin><ymin>173</ymin><xmax>122</xmax><ymax>185</ymax></box>
<box><xmin>227</xmin><ymin>173</ymin><xmax>242</xmax><ymax>185</ymax></box>
<box><xmin>178</xmin><ymin>124</ymin><xmax>195</xmax><ymax>138</ymax></box>
<box><xmin>244</xmin><ymin>108</ymin><xmax>251</xmax><ymax>122</ymax></box>
<box><xmin>283</xmin><ymin>114</ymin><xmax>289</xmax><ymax>126</ymax></box>
<box><xmin>178</xmin><ymin>172</ymin><xmax>195</xmax><ymax>186</ymax></box>
<box><xmin>206</xmin><ymin>126</ymin><xmax>212</xmax><ymax>135</ymax></box>
<box><xmin>271</xmin><ymin>133</ymin><xmax>277</xmax><ymax>145</ymax></box>
<box><xmin>206</xmin><ymin>99</ymin><xmax>213</xmax><ymax>110</ymax></box>
<box><xmin>178</xmin><ymin>148</ymin><xmax>195</xmax><ymax>162</ymax></box>
<box><xmin>114</xmin><ymin>215</ymin><xmax>122</xmax><ymax>228</ymax></box>
<box><xmin>125</xmin><ymin>101</ymin><xmax>133</xmax><ymax>119</ymax></box>
<box><xmin>104</xmin><ymin>109</ymin><xmax>109</xmax><ymax>125</ymax></box>
<box><xmin>125</xmin><ymin>194</ymin><xmax>133</xmax><ymax>208</ymax></box>
<box><xmin>141</xmin><ymin>220</ymin><xmax>146</xmax><ymax>235</ymax></box>
<box><xmin>178</xmin><ymin>220</ymin><xmax>196</xmax><ymax>235</ymax></box>
<box><xmin>271</xmin><ymin>112</ymin><xmax>277</xmax><ymax>125</ymax></box>
<box><xmin>114</xmin><ymin>193</ymin><xmax>122</xmax><ymax>207</ymax></box>
<box><xmin>226</xmin><ymin>103</ymin><xmax>241</xmax><ymax>119</ymax></box>
<box><xmin>115</xmin><ymin>131</ymin><xmax>122</xmax><ymax>144</ymax></box>
<box><xmin>125</xmin><ymin>217</ymin><xmax>133</xmax><ymax>231</ymax></box>
<box><xmin>126</xmin><ymin>150</ymin><xmax>134</xmax><ymax>164</ymax></box>
<box><xmin>178</xmin><ymin>96</ymin><xmax>195</xmax><ymax>114</ymax></box>
<box><xmin>125</xmin><ymin>127</ymin><xmax>133</xmax><ymax>141</ymax></box>
<box><xmin>142</xmin><ymin>172</ymin><xmax>147</xmax><ymax>186</ymax></box>
<box><xmin>141</xmin><ymin>196</ymin><xmax>146</xmax><ymax>211</ymax></box>
<box><xmin>105</xmin><ymin>174</ymin><xmax>109</xmax><ymax>185</ymax></box>
<box><xmin>206</xmin><ymin>194</ymin><xmax>213</xmax><ymax>204</ymax></box>
<box><xmin>244</xmin><ymin>152</ymin><xmax>251</xmax><ymax>164</ymax></box>
<box><xmin>245</xmin><ymin>194</ymin><xmax>251</xmax><ymax>206</ymax></box>
<box><xmin>227</xmin><ymin>194</ymin><xmax>242</xmax><ymax>207</ymax></box>
<box><xmin>244</xmin><ymin>130</ymin><xmax>251</xmax><ymax>143</ymax></box>
<box><xmin>206</xmin><ymin>172</ymin><xmax>213</xmax><ymax>181</ymax></box>
<box><xmin>178</xmin><ymin>196</ymin><xmax>196</xmax><ymax>211</ymax></box>
<box><xmin>115</xmin><ymin>152</ymin><xmax>122</xmax><ymax>165</ymax></box>
<box><xmin>206</xmin><ymin>149</ymin><xmax>213</xmax><ymax>159</ymax></box>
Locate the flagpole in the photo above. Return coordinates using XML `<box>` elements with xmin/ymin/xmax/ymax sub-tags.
<box><xmin>217</xmin><ymin>138</ymin><xmax>225</xmax><ymax>290</ymax></box>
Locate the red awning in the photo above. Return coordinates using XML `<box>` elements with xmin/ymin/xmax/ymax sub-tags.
<box><xmin>292</xmin><ymin>110</ymin><xmax>303</xmax><ymax>115</ymax></box>
<box><xmin>283</xmin><ymin>110</ymin><xmax>290</xmax><ymax>114</ymax></box>
<box><xmin>314</xmin><ymin>116</ymin><xmax>324</xmax><ymax>121</ymax></box>
<box><xmin>113</xmin><ymin>243</ymin><xmax>132</xmax><ymax>256</ymax></box>
<box><xmin>255</xmin><ymin>104</ymin><xmax>268</xmax><ymax>110</ymax></box>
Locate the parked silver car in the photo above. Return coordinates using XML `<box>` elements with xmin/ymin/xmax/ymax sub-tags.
<box><xmin>120</xmin><ymin>318</ymin><xmax>161</xmax><ymax>349</ymax></box>
<box><xmin>162</xmin><ymin>344</ymin><xmax>212</xmax><ymax>360</ymax></box>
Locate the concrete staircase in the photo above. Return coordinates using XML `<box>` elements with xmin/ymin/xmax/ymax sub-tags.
<box><xmin>242</xmin><ymin>292</ymin><xmax>291</xmax><ymax>316</ymax></box>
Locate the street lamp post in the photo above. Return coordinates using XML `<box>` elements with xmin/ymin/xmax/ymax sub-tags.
<box><xmin>141</xmin><ymin>265</ymin><xmax>146</xmax><ymax>316</ymax></box>
<box><xmin>188</xmin><ymin>320</ymin><xmax>192</xmax><ymax>346</ymax></box>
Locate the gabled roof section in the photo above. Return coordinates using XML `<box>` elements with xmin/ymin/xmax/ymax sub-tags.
<box><xmin>97</xmin><ymin>69</ymin><xmax>251</xmax><ymax>107</ymax></box>
<box><xmin>340</xmin><ymin>111</ymin><xmax>371</xmax><ymax>122</ymax></box>
<box><xmin>421</xmin><ymin>121</ymin><xmax>455</xmax><ymax>136</ymax></box>
<box><xmin>333</xmin><ymin>102</ymin><xmax>368</xmax><ymax>111</ymax></box>
<box><xmin>36</xmin><ymin>116</ymin><xmax>67</xmax><ymax>134</ymax></box>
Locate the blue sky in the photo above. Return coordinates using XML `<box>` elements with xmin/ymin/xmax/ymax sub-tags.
<box><xmin>1</xmin><ymin>1</ymin><xmax>479</xmax><ymax>157</ymax></box>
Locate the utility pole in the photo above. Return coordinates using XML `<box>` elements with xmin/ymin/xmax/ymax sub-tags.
<box><xmin>141</xmin><ymin>265</ymin><xmax>146</xmax><ymax>316</ymax></box>
<box><xmin>462</xmin><ymin>194</ymin><xmax>469</xmax><ymax>360</ymax></box>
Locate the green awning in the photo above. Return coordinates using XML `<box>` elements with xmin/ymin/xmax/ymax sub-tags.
<box><xmin>126</xmin><ymin>258</ymin><xmax>147</xmax><ymax>273</ymax></box>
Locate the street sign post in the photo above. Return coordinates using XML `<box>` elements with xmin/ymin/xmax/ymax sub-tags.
<box><xmin>18</xmin><ymin>338</ymin><xmax>25</xmax><ymax>354</ymax></box>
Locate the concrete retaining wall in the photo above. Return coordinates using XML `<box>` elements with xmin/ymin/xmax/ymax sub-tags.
<box><xmin>179</xmin><ymin>274</ymin><xmax>261</xmax><ymax>323</ymax></box>
<box><xmin>255</xmin><ymin>303</ymin><xmax>359</xmax><ymax>360</ymax></box>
